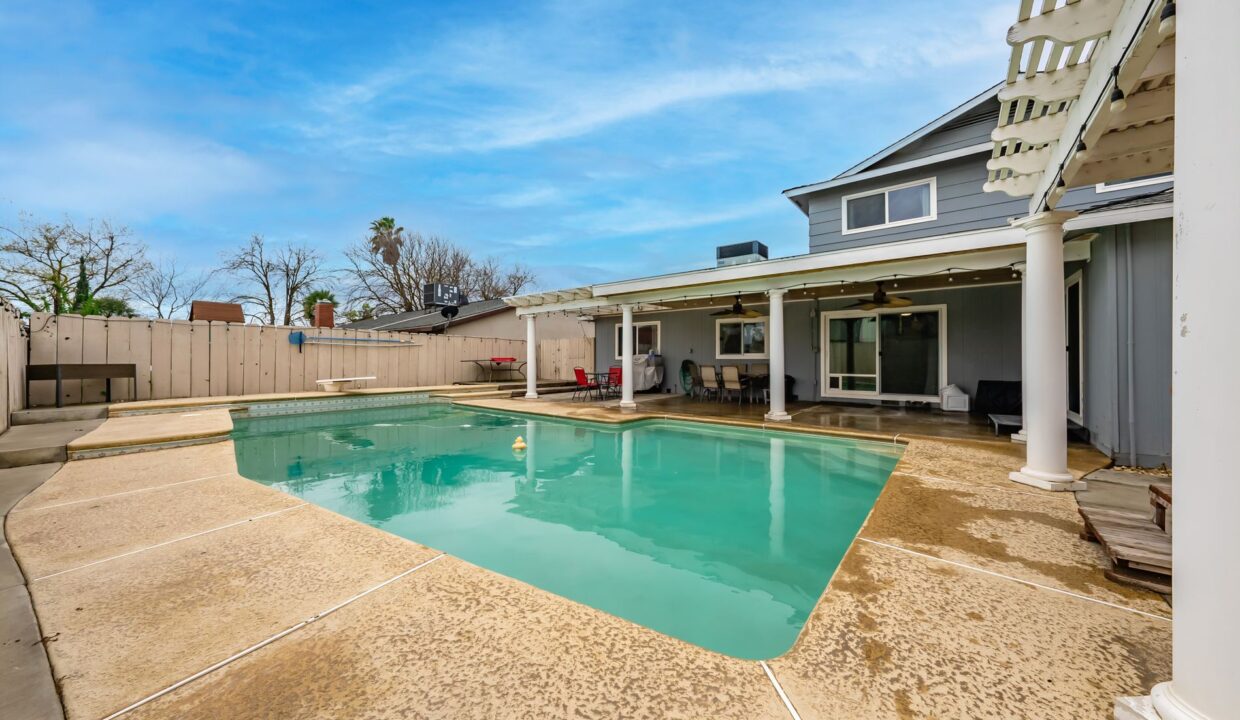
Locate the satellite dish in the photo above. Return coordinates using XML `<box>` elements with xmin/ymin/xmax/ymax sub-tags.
<box><xmin>440</xmin><ymin>305</ymin><xmax>460</xmax><ymax>320</ymax></box>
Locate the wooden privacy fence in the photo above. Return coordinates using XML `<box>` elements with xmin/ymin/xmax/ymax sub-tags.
<box><xmin>26</xmin><ymin>313</ymin><xmax>527</xmax><ymax>407</ymax></box>
<box><xmin>537</xmin><ymin>337</ymin><xmax>594</xmax><ymax>380</ymax></box>
<box><xmin>1</xmin><ymin>300</ymin><xmax>27</xmax><ymax>432</ymax></box>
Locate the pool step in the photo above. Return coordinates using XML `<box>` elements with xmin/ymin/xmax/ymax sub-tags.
<box><xmin>11</xmin><ymin>405</ymin><xmax>110</xmax><ymax>426</ymax></box>
<box><xmin>0</xmin><ymin>419</ymin><xmax>104</xmax><ymax>468</ymax></box>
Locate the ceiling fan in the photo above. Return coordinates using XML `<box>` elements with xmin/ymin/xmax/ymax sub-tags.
<box><xmin>710</xmin><ymin>295</ymin><xmax>763</xmax><ymax>318</ymax></box>
<box><xmin>847</xmin><ymin>282</ymin><xmax>913</xmax><ymax>311</ymax></box>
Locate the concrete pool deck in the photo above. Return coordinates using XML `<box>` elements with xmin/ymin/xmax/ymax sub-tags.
<box><xmin>3</xmin><ymin>394</ymin><xmax>1170</xmax><ymax>719</ymax></box>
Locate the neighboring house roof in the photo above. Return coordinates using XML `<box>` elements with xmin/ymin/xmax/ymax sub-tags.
<box><xmin>781</xmin><ymin>82</ymin><xmax>1003</xmax><ymax>209</ymax></box>
<box><xmin>342</xmin><ymin>298</ymin><xmax>510</xmax><ymax>332</ymax></box>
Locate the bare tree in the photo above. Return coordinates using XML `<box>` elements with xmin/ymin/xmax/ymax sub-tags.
<box><xmin>345</xmin><ymin>217</ymin><xmax>535</xmax><ymax>315</ymax></box>
<box><xmin>130</xmin><ymin>258</ymin><xmax>217</xmax><ymax>319</ymax></box>
<box><xmin>0</xmin><ymin>216</ymin><xmax>150</xmax><ymax>314</ymax></box>
<box><xmin>469</xmin><ymin>257</ymin><xmax>537</xmax><ymax>299</ymax></box>
<box><xmin>222</xmin><ymin>235</ymin><xmax>328</xmax><ymax>325</ymax></box>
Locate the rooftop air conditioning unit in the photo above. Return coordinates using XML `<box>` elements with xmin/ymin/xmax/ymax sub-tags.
<box><xmin>422</xmin><ymin>283</ymin><xmax>462</xmax><ymax>308</ymax></box>
<box><xmin>716</xmin><ymin>241</ymin><xmax>769</xmax><ymax>268</ymax></box>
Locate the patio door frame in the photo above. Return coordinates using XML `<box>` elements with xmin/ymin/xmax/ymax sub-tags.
<box><xmin>1065</xmin><ymin>270</ymin><xmax>1085</xmax><ymax>424</ymax></box>
<box><xmin>819</xmin><ymin>303</ymin><xmax>948</xmax><ymax>402</ymax></box>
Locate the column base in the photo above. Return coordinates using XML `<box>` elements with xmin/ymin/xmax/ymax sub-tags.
<box><xmin>1009</xmin><ymin>467</ymin><xmax>1084</xmax><ymax>492</ymax></box>
<box><xmin>524</xmin><ymin>392</ymin><xmax>539</xmax><ymax>399</ymax></box>
<box><xmin>1011</xmin><ymin>428</ymin><xmax>1027</xmax><ymax>444</ymax></box>
<box><xmin>764</xmin><ymin>411</ymin><xmax>792</xmax><ymax>422</ymax></box>
<box><xmin>1150</xmin><ymin>682</ymin><xmax>1214</xmax><ymax>720</ymax></box>
<box><xmin>619</xmin><ymin>401</ymin><xmax>637</xmax><ymax>412</ymax></box>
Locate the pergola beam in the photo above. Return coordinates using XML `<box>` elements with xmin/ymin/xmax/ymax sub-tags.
<box><xmin>999</xmin><ymin>62</ymin><xmax>1092</xmax><ymax>103</ymax></box>
<box><xmin>1008</xmin><ymin>0</ymin><xmax>1123</xmax><ymax>45</ymax></box>
<box><xmin>1029</xmin><ymin>0</ymin><xmax>1166</xmax><ymax>212</ymax></box>
<box><xmin>1067</xmin><ymin>146</ymin><xmax>1173</xmax><ymax>186</ymax></box>
<box><xmin>992</xmin><ymin>111</ymin><xmax>1069</xmax><ymax>145</ymax></box>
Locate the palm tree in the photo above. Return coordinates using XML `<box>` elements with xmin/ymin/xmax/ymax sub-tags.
<box><xmin>301</xmin><ymin>289</ymin><xmax>337</xmax><ymax>325</ymax></box>
<box><xmin>368</xmin><ymin>217</ymin><xmax>404</xmax><ymax>265</ymax></box>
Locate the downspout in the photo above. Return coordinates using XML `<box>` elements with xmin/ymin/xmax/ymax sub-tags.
<box><xmin>811</xmin><ymin>300</ymin><xmax>821</xmax><ymax>399</ymax></box>
<box><xmin>1125</xmin><ymin>227</ymin><xmax>1137</xmax><ymax>467</ymax></box>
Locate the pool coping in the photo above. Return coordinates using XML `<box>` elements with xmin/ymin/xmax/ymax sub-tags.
<box><xmin>5</xmin><ymin>394</ymin><xmax>1172</xmax><ymax>719</ymax></box>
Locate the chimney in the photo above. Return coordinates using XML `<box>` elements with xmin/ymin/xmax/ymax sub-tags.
<box><xmin>312</xmin><ymin>302</ymin><xmax>335</xmax><ymax>329</ymax></box>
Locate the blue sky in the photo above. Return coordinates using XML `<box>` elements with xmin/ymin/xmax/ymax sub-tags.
<box><xmin>0</xmin><ymin>1</ymin><xmax>1011</xmax><ymax>294</ymax></box>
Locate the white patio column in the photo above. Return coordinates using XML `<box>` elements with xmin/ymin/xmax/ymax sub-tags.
<box><xmin>768</xmin><ymin>437</ymin><xmax>785</xmax><ymax>557</ymax></box>
<box><xmin>764</xmin><ymin>289</ymin><xmax>791</xmax><ymax>422</ymax></box>
<box><xmin>619</xmin><ymin>304</ymin><xmax>636</xmax><ymax>411</ymax></box>
<box><xmin>524</xmin><ymin>314</ymin><xmax>538</xmax><ymax>399</ymax></box>
<box><xmin>621</xmin><ymin>428</ymin><xmax>633</xmax><ymax>523</ymax></box>
<box><xmin>1008</xmin><ymin>210</ymin><xmax>1081</xmax><ymax>491</ymax></box>
<box><xmin>1012</xmin><ymin>262</ymin><xmax>1028</xmax><ymax>444</ymax></box>
<box><xmin>1151</xmin><ymin>4</ymin><xmax>1240</xmax><ymax>718</ymax></box>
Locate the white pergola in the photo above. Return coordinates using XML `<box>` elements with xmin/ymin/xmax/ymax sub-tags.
<box><xmin>984</xmin><ymin>1</ymin><xmax>1236</xmax><ymax>718</ymax></box>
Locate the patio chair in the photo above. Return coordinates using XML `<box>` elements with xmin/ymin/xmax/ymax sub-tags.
<box><xmin>700</xmin><ymin>365</ymin><xmax>721</xmax><ymax>401</ymax></box>
<box><xmin>606</xmin><ymin>366</ymin><xmax>623</xmax><ymax>398</ymax></box>
<box><xmin>721</xmin><ymin>365</ymin><xmax>745</xmax><ymax>406</ymax></box>
<box><xmin>572</xmin><ymin>367</ymin><xmax>601</xmax><ymax>401</ymax></box>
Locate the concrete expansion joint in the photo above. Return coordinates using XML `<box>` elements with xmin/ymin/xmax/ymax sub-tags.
<box><xmin>858</xmin><ymin>538</ymin><xmax>1171</xmax><ymax>622</ymax></box>
<box><xmin>8</xmin><ymin>472</ymin><xmax>232</xmax><ymax>513</ymax></box>
<box><xmin>31</xmin><ymin>504</ymin><xmax>310</xmax><ymax>583</ymax></box>
<box><xmin>100</xmin><ymin>553</ymin><xmax>447</xmax><ymax>720</ymax></box>
<box><xmin>759</xmin><ymin>660</ymin><xmax>803</xmax><ymax>720</ymax></box>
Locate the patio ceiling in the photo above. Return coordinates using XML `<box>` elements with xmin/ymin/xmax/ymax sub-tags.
<box><xmin>984</xmin><ymin>0</ymin><xmax>1176</xmax><ymax>213</ymax></box>
<box><xmin>506</xmin><ymin>236</ymin><xmax>1094</xmax><ymax>317</ymax></box>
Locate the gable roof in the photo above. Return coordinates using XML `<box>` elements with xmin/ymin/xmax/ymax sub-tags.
<box><xmin>341</xmin><ymin>298</ymin><xmax>510</xmax><ymax>332</ymax></box>
<box><xmin>781</xmin><ymin>82</ymin><xmax>1003</xmax><ymax>210</ymax></box>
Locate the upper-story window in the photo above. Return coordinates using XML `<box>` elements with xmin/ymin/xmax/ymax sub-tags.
<box><xmin>841</xmin><ymin>177</ymin><xmax>937</xmax><ymax>235</ymax></box>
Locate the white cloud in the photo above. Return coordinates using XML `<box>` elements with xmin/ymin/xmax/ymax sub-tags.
<box><xmin>0</xmin><ymin>128</ymin><xmax>272</xmax><ymax>219</ymax></box>
<box><xmin>570</xmin><ymin>196</ymin><xmax>786</xmax><ymax>237</ymax></box>
<box><xmin>490</xmin><ymin>185</ymin><xmax>565</xmax><ymax>209</ymax></box>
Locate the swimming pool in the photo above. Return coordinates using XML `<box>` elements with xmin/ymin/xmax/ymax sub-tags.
<box><xmin>232</xmin><ymin>402</ymin><xmax>900</xmax><ymax>659</ymax></box>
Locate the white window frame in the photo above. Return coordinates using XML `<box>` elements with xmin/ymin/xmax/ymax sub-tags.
<box><xmin>714</xmin><ymin>316</ymin><xmax>770</xmax><ymax>360</ymax></box>
<box><xmin>819</xmin><ymin>304</ymin><xmax>948</xmax><ymax>402</ymax></box>
<box><xmin>614</xmin><ymin>320</ymin><xmax>661</xmax><ymax>360</ymax></box>
<box><xmin>840</xmin><ymin>177</ymin><xmax>938</xmax><ymax>236</ymax></box>
<box><xmin>1095</xmin><ymin>174</ymin><xmax>1173</xmax><ymax>193</ymax></box>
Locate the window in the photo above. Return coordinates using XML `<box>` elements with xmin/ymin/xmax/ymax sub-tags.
<box><xmin>822</xmin><ymin>306</ymin><xmax>946</xmax><ymax>399</ymax></box>
<box><xmin>614</xmin><ymin>320</ymin><xmax>661</xmax><ymax>359</ymax></box>
<box><xmin>715</xmin><ymin>317</ymin><xmax>768</xmax><ymax>359</ymax></box>
<box><xmin>841</xmin><ymin>178</ymin><xmax>937</xmax><ymax>234</ymax></box>
<box><xmin>1095</xmin><ymin>173</ymin><xmax>1173</xmax><ymax>193</ymax></box>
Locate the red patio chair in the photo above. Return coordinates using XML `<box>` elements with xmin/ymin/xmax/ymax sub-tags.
<box><xmin>606</xmin><ymin>366</ymin><xmax>623</xmax><ymax>398</ymax></box>
<box><xmin>573</xmin><ymin>367</ymin><xmax>600</xmax><ymax>401</ymax></box>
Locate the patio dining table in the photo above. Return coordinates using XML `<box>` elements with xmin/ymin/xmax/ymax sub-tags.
<box><xmin>462</xmin><ymin>358</ymin><xmax>527</xmax><ymax>382</ymax></box>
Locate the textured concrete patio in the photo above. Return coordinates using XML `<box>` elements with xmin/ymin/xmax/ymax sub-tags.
<box><xmin>4</xmin><ymin>394</ymin><xmax>1170</xmax><ymax>719</ymax></box>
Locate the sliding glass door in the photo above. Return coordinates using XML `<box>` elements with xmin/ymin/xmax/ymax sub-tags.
<box><xmin>823</xmin><ymin>307</ymin><xmax>945</xmax><ymax>399</ymax></box>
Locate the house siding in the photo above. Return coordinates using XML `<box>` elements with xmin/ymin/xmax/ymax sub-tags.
<box><xmin>806</xmin><ymin>155</ymin><xmax>1172</xmax><ymax>254</ymax></box>
<box><xmin>1082</xmin><ymin>219</ymin><xmax>1173</xmax><ymax>467</ymax></box>
<box><xmin>594</xmin><ymin>283</ymin><xmax>1020</xmax><ymax>402</ymax></box>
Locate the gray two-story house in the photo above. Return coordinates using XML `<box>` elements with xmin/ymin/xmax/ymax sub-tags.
<box><xmin>507</xmin><ymin>83</ymin><xmax>1174</xmax><ymax>468</ymax></box>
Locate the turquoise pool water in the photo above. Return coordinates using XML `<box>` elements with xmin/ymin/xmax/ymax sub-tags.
<box><xmin>232</xmin><ymin>402</ymin><xmax>900</xmax><ymax>659</ymax></box>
